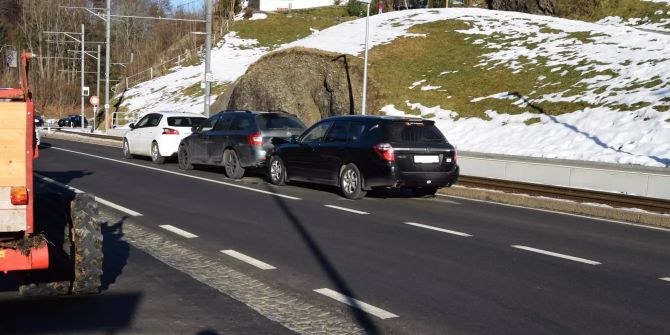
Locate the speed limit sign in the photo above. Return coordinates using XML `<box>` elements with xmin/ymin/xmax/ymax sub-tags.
<box><xmin>89</xmin><ymin>96</ymin><xmax>99</xmax><ymax>106</ymax></box>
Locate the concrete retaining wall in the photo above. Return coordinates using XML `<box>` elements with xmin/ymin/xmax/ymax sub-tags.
<box><xmin>459</xmin><ymin>152</ymin><xmax>670</xmax><ymax>200</ymax></box>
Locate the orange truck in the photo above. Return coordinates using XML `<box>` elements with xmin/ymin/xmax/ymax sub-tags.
<box><xmin>0</xmin><ymin>51</ymin><xmax>102</xmax><ymax>296</ymax></box>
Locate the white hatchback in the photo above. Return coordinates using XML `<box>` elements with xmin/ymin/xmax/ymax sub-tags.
<box><xmin>122</xmin><ymin>111</ymin><xmax>206</xmax><ymax>164</ymax></box>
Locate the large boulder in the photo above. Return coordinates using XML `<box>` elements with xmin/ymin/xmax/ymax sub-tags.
<box><xmin>488</xmin><ymin>0</ymin><xmax>556</xmax><ymax>15</ymax></box>
<box><xmin>213</xmin><ymin>47</ymin><xmax>382</xmax><ymax>126</ymax></box>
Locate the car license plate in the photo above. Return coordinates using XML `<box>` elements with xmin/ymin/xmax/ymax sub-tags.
<box><xmin>414</xmin><ymin>155</ymin><xmax>440</xmax><ymax>164</ymax></box>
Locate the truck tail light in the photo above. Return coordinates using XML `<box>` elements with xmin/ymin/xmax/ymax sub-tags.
<box><xmin>162</xmin><ymin>128</ymin><xmax>179</xmax><ymax>135</ymax></box>
<box><xmin>248</xmin><ymin>132</ymin><xmax>263</xmax><ymax>146</ymax></box>
<box><xmin>374</xmin><ymin>143</ymin><xmax>395</xmax><ymax>162</ymax></box>
<box><xmin>10</xmin><ymin>187</ymin><xmax>28</xmax><ymax>205</ymax></box>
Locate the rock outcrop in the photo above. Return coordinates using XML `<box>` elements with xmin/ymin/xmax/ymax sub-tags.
<box><xmin>212</xmin><ymin>47</ymin><xmax>382</xmax><ymax>126</ymax></box>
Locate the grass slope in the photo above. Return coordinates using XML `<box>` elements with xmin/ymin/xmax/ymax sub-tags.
<box><xmin>232</xmin><ymin>7</ymin><xmax>356</xmax><ymax>49</ymax></box>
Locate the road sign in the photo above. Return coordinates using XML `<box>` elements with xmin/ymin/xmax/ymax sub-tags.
<box><xmin>90</xmin><ymin>96</ymin><xmax>99</xmax><ymax>106</ymax></box>
<box><xmin>83</xmin><ymin>86</ymin><xmax>90</xmax><ymax>96</ymax></box>
<box><xmin>205</xmin><ymin>73</ymin><xmax>215</xmax><ymax>82</ymax></box>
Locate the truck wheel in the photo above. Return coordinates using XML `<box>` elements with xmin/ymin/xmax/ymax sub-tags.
<box><xmin>70</xmin><ymin>193</ymin><xmax>103</xmax><ymax>295</ymax></box>
<box><xmin>19</xmin><ymin>193</ymin><xmax>102</xmax><ymax>296</ymax></box>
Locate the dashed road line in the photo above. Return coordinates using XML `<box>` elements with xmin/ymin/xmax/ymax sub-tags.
<box><xmin>324</xmin><ymin>205</ymin><xmax>369</xmax><ymax>215</ymax></box>
<box><xmin>35</xmin><ymin>173</ymin><xmax>143</xmax><ymax>217</ymax></box>
<box><xmin>49</xmin><ymin>146</ymin><xmax>302</xmax><ymax>200</ymax></box>
<box><xmin>660</xmin><ymin>277</ymin><xmax>670</xmax><ymax>282</ymax></box>
<box><xmin>159</xmin><ymin>225</ymin><xmax>198</xmax><ymax>239</ymax></box>
<box><xmin>314</xmin><ymin>288</ymin><xmax>399</xmax><ymax>320</ymax></box>
<box><xmin>221</xmin><ymin>250</ymin><xmax>276</xmax><ymax>270</ymax></box>
<box><xmin>512</xmin><ymin>245</ymin><xmax>601</xmax><ymax>266</ymax></box>
<box><xmin>404</xmin><ymin>222</ymin><xmax>472</xmax><ymax>237</ymax></box>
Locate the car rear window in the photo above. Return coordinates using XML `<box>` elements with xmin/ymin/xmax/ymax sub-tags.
<box><xmin>168</xmin><ymin>117</ymin><xmax>206</xmax><ymax>127</ymax></box>
<box><xmin>256</xmin><ymin>115</ymin><xmax>305</xmax><ymax>130</ymax></box>
<box><xmin>385</xmin><ymin>121</ymin><xmax>446</xmax><ymax>143</ymax></box>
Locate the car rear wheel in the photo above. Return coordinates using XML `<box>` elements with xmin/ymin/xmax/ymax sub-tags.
<box><xmin>340</xmin><ymin>163</ymin><xmax>366</xmax><ymax>200</ymax></box>
<box><xmin>151</xmin><ymin>142</ymin><xmax>166</xmax><ymax>164</ymax></box>
<box><xmin>269</xmin><ymin>155</ymin><xmax>286</xmax><ymax>185</ymax></box>
<box><xmin>223</xmin><ymin>149</ymin><xmax>245</xmax><ymax>179</ymax></box>
<box><xmin>122</xmin><ymin>139</ymin><xmax>132</xmax><ymax>159</ymax></box>
<box><xmin>178</xmin><ymin>145</ymin><xmax>193</xmax><ymax>170</ymax></box>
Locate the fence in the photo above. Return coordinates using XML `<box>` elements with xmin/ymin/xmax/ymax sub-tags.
<box><xmin>117</xmin><ymin>45</ymin><xmax>204</xmax><ymax>93</ymax></box>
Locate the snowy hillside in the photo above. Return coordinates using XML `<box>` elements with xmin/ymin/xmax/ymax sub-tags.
<box><xmin>118</xmin><ymin>8</ymin><xmax>670</xmax><ymax>168</ymax></box>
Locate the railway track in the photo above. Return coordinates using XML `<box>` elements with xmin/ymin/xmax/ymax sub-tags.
<box><xmin>459</xmin><ymin>176</ymin><xmax>670</xmax><ymax>215</ymax></box>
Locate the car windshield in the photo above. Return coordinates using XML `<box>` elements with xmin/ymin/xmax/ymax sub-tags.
<box><xmin>168</xmin><ymin>117</ymin><xmax>206</xmax><ymax>127</ymax></box>
<box><xmin>256</xmin><ymin>114</ymin><xmax>305</xmax><ymax>130</ymax></box>
<box><xmin>385</xmin><ymin>121</ymin><xmax>446</xmax><ymax>143</ymax></box>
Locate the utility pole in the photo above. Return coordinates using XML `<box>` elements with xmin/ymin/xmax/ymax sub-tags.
<box><xmin>96</xmin><ymin>44</ymin><xmax>101</xmax><ymax>131</ymax></box>
<box><xmin>80</xmin><ymin>24</ymin><xmax>85</xmax><ymax>131</ymax></box>
<box><xmin>105</xmin><ymin>0</ymin><xmax>111</xmax><ymax>132</ymax></box>
<box><xmin>357</xmin><ymin>0</ymin><xmax>372</xmax><ymax>115</ymax></box>
<box><xmin>204</xmin><ymin>0</ymin><xmax>213</xmax><ymax>117</ymax></box>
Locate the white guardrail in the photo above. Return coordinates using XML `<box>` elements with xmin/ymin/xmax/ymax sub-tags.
<box><xmin>458</xmin><ymin>151</ymin><xmax>670</xmax><ymax>201</ymax></box>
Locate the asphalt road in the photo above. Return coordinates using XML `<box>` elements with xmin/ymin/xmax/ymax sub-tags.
<box><xmin>0</xmin><ymin>181</ymin><xmax>294</xmax><ymax>335</ymax></box>
<box><xmin>30</xmin><ymin>138</ymin><xmax>670</xmax><ymax>335</ymax></box>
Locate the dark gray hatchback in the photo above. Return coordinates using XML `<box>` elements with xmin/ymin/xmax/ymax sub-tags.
<box><xmin>178</xmin><ymin>110</ymin><xmax>306</xmax><ymax>178</ymax></box>
<box><xmin>268</xmin><ymin>115</ymin><xmax>459</xmax><ymax>199</ymax></box>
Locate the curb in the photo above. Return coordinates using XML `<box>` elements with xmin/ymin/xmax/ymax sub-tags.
<box><xmin>438</xmin><ymin>186</ymin><xmax>670</xmax><ymax>230</ymax></box>
<box><xmin>41</xmin><ymin>130</ymin><xmax>122</xmax><ymax>148</ymax></box>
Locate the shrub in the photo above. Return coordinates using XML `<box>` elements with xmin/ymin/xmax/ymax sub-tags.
<box><xmin>243</xmin><ymin>7</ymin><xmax>254</xmax><ymax>19</ymax></box>
<box><xmin>347</xmin><ymin>0</ymin><xmax>365</xmax><ymax>16</ymax></box>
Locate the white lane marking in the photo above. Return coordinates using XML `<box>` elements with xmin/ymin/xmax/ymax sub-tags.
<box><xmin>159</xmin><ymin>225</ymin><xmax>198</xmax><ymax>239</ymax></box>
<box><xmin>220</xmin><ymin>250</ymin><xmax>276</xmax><ymax>270</ymax></box>
<box><xmin>35</xmin><ymin>173</ymin><xmax>143</xmax><ymax>217</ymax></box>
<box><xmin>439</xmin><ymin>193</ymin><xmax>670</xmax><ymax>233</ymax></box>
<box><xmin>660</xmin><ymin>277</ymin><xmax>670</xmax><ymax>282</ymax></box>
<box><xmin>511</xmin><ymin>245</ymin><xmax>601</xmax><ymax>266</ymax></box>
<box><xmin>49</xmin><ymin>146</ymin><xmax>301</xmax><ymax>201</ymax></box>
<box><xmin>314</xmin><ymin>288</ymin><xmax>399</xmax><ymax>320</ymax></box>
<box><xmin>324</xmin><ymin>205</ymin><xmax>369</xmax><ymax>215</ymax></box>
<box><xmin>404</xmin><ymin>222</ymin><xmax>472</xmax><ymax>237</ymax></box>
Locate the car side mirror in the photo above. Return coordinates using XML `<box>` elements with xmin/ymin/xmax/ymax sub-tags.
<box><xmin>191</xmin><ymin>126</ymin><xmax>200</xmax><ymax>133</ymax></box>
<box><xmin>129</xmin><ymin>123</ymin><xmax>135</xmax><ymax>129</ymax></box>
<box><xmin>290</xmin><ymin>135</ymin><xmax>300</xmax><ymax>143</ymax></box>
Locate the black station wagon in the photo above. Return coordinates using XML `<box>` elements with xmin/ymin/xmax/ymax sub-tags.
<box><xmin>267</xmin><ymin>115</ymin><xmax>459</xmax><ymax>199</ymax></box>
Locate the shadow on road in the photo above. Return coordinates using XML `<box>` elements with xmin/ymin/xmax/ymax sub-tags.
<box><xmin>266</xmin><ymin>184</ymin><xmax>381</xmax><ymax>334</ymax></box>
<box><xmin>0</xmin><ymin>293</ymin><xmax>141</xmax><ymax>334</ymax></box>
<box><xmin>0</xmin><ymin>183</ymin><xmax>139</xmax><ymax>334</ymax></box>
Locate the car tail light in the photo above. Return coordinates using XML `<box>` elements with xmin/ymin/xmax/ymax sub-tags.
<box><xmin>453</xmin><ymin>149</ymin><xmax>457</xmax><ymax>162</ymax></box>
<box><xmin>248</xmin><ymin>132</ymin><xmax>263</xmax><ymax>146</ymax></box>
<box><xmin>374</xmin><ymin>143</ymin><xmax>395</xmax><ymax>162</ymax></box>
<box><xmin>10</xmin><ymin>187</ymin><xmax>28</xmax><ymax>205</ymax></box>
<box><xmin>162</xmin><ymin>128</ymin><xmax>179</xmax><ymax>135</ymax></box>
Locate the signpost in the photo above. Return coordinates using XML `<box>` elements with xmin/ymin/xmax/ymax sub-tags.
<box><xmin>90</xmin><ymin>95</ymin><xmax>99</xmax><ymax>132</ymax></box>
